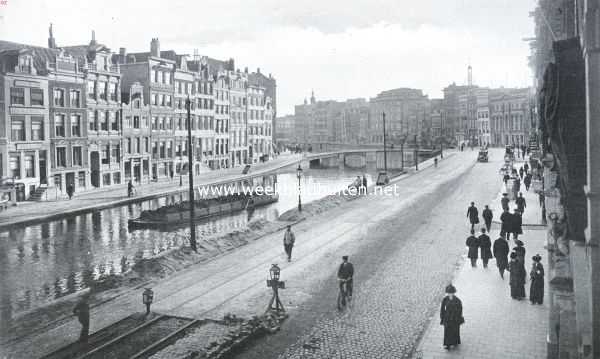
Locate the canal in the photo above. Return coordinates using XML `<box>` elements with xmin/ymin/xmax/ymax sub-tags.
<box><xmin>0</xmin><ymin>164</ymin><xmax>378</xmax><ymax>319</ymax></box>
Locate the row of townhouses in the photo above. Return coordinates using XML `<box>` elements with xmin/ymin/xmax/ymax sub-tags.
<box><xmin>0</xmin><ymin>28</ymin><xmax>276</xmax><ymax>200</ymax></box>
<box><xmin>275</xmin><ymin>81</ymin><xmax>532</xmax><ymax>152</ymax></box>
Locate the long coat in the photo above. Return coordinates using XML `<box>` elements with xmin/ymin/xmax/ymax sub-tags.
<box><xmin>529</xmin><ymin>262</ymin><xmax>544</xmax><ymax>304</ymax></box>
<box><xmin>482</xmin><ymin>208</ymin><xmax>493</xmax><ymax>224</ymax></box>
<box><xmin>465</xmin><ymin>235</ymin><xmax>480</xmax><ymax>259</ymax></box>
<box><xmin>440</xmin><ymin>296</ymin><xmax>463</xmax><ymax>346</ymax></box>
<box><xmin>500</xmin><ymin>211</ymin><xmax>513</xmax><ymax>235</ymax></box>
<box><xmin>512</xmin><ymin>213</ymin><xmax>523</xmax><ymax>234</ymax></box>
<box><xmin>501</xmin><ymin>197</ymin><xmax>510</xmax><ymax>211</ymax></box>
<box><xmin>509</xmin><ymin>259</ymin><xmax>526</xmax><ymax>298</ymax></box>
<box><xmin>467</xmin><ymin>206</ymin><xmax>479</xmax><ymax>224</ymax></box>
<box><xmin>493</xmin><ymin>238</ymin><xmax>510</xmax><ymax>270</ymax></box>
<box><xmin>478</xmin><ymin>234</ymin><xmax>493</xmax><ymax>260</ymax></box>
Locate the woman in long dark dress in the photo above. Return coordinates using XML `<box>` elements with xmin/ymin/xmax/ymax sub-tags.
<box><xmin>509</xmin><ymin>252</ymin><xmax>526</xmax><ymax>299</ymax></box>
<box><xmin>440</xmin><ymin>284</ymin><xmax>463</xmax><ymax>349</ymax></box>
<box><xmin>530</xmin><ymin>254</ymin><xmax>545</xmax><ymax>304</ymax></box>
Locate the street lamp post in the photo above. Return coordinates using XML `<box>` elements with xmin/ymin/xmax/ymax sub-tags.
<box><xmin>382</xmin><ymin>112</ymin><xmax>387</xmax><ymax>172</ymax></box>
<box><xmin>266</xmin><ymin>264</ymin><xmax>285</xmax><ymax>312</ymax></box>
<box><xmin>414</xmin><ymin>134</ymin><xmax>419</xmax><ymax>171</ymax></box>
<box><xmin>186</xmin><ymin>97</ymin><xmax>197</xmax><ymax>252</ymax></box>
<box><xmin>296</xmin><ymin>164</ymin><xmax>302</xmax><ymax>212</ymax></box>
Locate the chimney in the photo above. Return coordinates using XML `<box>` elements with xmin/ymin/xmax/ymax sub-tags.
<box><xmin>150</xmin><ymin>38</ymin><xmax>160</xmax><ymax>57</ymax></box>
<box><xmin>90</xmin><ymin>30</ymin><xmax>97</xmax><ymax>46</ymax></box>
<box><xmin>119</xmin><ymin>47</ymin><xmax>126</xmax><ymax>56</ymax></box>
<box><xmin>257</xmin><ymin>67</ymin><xmax>260</xmax><ymax>74</ymax></box>
<box><xmin>244</xmin><ymin>67</ymin><xmax>248</xmax><ymax>73</ymax></box>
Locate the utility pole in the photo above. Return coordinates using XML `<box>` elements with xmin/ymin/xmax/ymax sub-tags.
<box><xmin>186</xmin><ymin>96</ymin><xmax>197</xmax><ymax>252</ymax></box>
<box><xmin>382</xmin><ymin>112</ymin><xmax>387</xmax><ymax>172</ymax></box>
<box><xmin>414</xmin><ymin>134</ymin><xmax>419</xmax><ymax>171</ymax></box>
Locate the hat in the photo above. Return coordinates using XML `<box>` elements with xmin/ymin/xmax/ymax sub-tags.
<box><xmin>445</xmin><ymin>284</ymin><xmax>457</xmax><ymax>294</ymax></box>
<box><xmin>510</xmin><ymin>252</ymin><xmax>517</xmax><ymax>259</ymax></box>
<box><xmin>532</xmin><ymin>254</ymin><xmax>542</xmax><ymax>262</ymax></box>
<box><xmin>342</xmin><ymin>255</ymin><xmax>349</xmax><ymax>260</ymax></box>
<box><xmin>516</xmin><ymin>240</ymin><xmax>524</xmax><ymax>247</ymax></box>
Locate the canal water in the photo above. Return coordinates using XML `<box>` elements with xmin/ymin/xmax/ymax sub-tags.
<box><xmin>0</xmin><ymin>165</ymin><xmax>378</xmax><ymax>319</ymax></box>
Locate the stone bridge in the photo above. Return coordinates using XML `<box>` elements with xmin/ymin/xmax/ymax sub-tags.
<box><xmin>301</xmin><ymin>148</ymin><xmax>439</xmax><ymax>170</ymax></box>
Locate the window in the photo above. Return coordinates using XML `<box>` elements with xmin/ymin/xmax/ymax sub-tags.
<box><xmin>53</xmin><ymin>88</ymin><xmax>65</xmax><ymax>107</ymax></box>
<box><xmin>103</xmin><ymin>173</ymin><xmax>111</xmax><ymax>186</ymax></box>
<box><xmin>31</xmin><ymin>117</ymin><xmax>44</xmax><ymax>140</ymax></box>
<box><xmin>133</xmin><ymin>116</ymin><xmax>140</xmax><ymax>129</ymax></box>
<box><xmin>24</xmin><ymin>154</ymin><xmax>34</xmax><ymax>178</ymax></box>
<box><xmin>70</xmin><ymin>90</ymin><xmax>80</xmax><ymax>107</ymax></box>
<box><xmin>11</xmin><ymin>116</ymin><xmax>25</xmax><ymax>141</ymax></box>
<box><xmin>152</xmin><ymin>117</ymin><xmax>157</xmax><ymax>130</ymax></box>
<box><xmin>72</xmin><ymin>146</ymin><xmax>82</xmax><ymax>166</ymax></box>
<box><xmin>111</xmin><ymin>144</ymin><xmax>120</xmax><ymax>163</ymax></box>
<box><xmin>98</xmin><ymin>82</ymin><xmax>106</xmax><ymax>100</ymax></box>
<box><xmin>100</xmin><ymin>111</ymin><xmax>108</xmax><ymax>131</ymax></box>
<box><xmin>102</xmin><ymin>145</ymin><xmax>110</xmax><ymax>164</ymax></box>
<box><xmin>159</xmin><ymin>94</ymin><xmax>165</xmax><ymax>106</ymax></box>
<box><xmin>10</xmin><ymin>88</ymin><xmax>25</xmax><ymax>105</ymax></box>
<box><xmin>134</xmin><ymin>99</ymin><xmax>141</xmax><ymax>109</ymax></box>
<box><xmin>31</xmin><ymin>88</ymin><xmax>44</xmax><ymax>106</ymax></box>
<box><xmin>55</xmin><ymin>115</ymin><xmax>65</xmax><ymax>137</ymax></box>
<box><xmin>136</xmin><ymin>138</ymin><xmax>141</xmax><ymax>154</ymax></box>
<box><xmin>56</xmin><ymin>147</ymin><xmax>66</xmax><ymax>167</ymax></box>
<box><xmin>87</xmin><ymin>81</ymin><xmax>95</xmax><ymax>99</ymax></box>
<box><xmin>113</xmin><ymin>172</ymin><xmax>121</xmax><ymax>185</ymax></box>
<box><xmin>145</xmin><ymin>137</ymin><xmax>149</xmax><ymax>152</ymax></box>
<box><xmin>109</xmin><ymin>83</ymin><xmax>118</xmax><ymax>101</ymax></box>
<box><xmin>70</xmin><ymin>115</ymin><xmax>81</xmax><ymax>137</ymax></box>
<box><xmin>9</xmin><ymin>154</ymin><xmax>20</xmax><ymax>179</ymax></box>
<box><xmin>166</xmin><ymin>95</ymin><xmax>171</xmax><ymax>107</ymax></box>
<box><xmin>78</xmin><ymin>171</ymin><xmax>86</xmax><ymax>187</ymax></box>
<box><xmin>127</xmin><ymin>138</ymin><xmax>132</xmax><ymax>154</ymax></box>
<box><xmin>152</xmin><ymin>94</ymin><xmax>158</xmax><ymax>106</ymax></box>
<box><xmin>89</xmin><ymin>110</ymin><xmax>97</xmax><ymax>131</ymax></box>
<box><xmin>151</xmin><ymin>70</ymin><xmax>156</xmax><ymax>83</ymax></box>
<box><xmin>111</xmin><ymin>111</ymin><xmax>119</xmax><ymax>131</ymax></box>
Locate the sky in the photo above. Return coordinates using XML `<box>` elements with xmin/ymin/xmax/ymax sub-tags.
<box><xmin>0</xmin><ymin>0</ymin><xmax>536</xmax><ymax>115</ymax></box>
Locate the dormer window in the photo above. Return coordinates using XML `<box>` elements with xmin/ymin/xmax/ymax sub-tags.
<box><xmin>18</xmin><ymin>56</ymin><xmax>33</xmax><ymax>73</ymax></box>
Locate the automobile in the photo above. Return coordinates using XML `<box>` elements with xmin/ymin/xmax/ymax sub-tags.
<box><xmin>376</xmin><ymin>172</ymin><xmax>390</xmax><ymax>186</ymax></box>
<box><xmin>477</xmin><ymin>150</ymin><xmax>489</xmax><ymax>162</ymax></box>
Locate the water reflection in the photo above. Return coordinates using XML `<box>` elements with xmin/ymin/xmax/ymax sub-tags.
<box><xmin>0</xmin><ymin>165</ymin><xmax>375</xmax><ymax>319</ymax></box>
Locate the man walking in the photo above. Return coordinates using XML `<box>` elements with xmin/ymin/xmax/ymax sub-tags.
<box><xmin>478</xmin><ymin>228</ymin><xmax>492</xmax><ymax>268</ymax></box>
<box><xmin>500</xmin><ymin>208</ymin><xmax>513</xmax><ymax>241</ymax></box>
<box><xmin>466</xmin><ymin>229</ymin><xmax>480</xmax><ymax>268</ymax></box>
<box><xmin>466</xmin><ymin>202</ymin><xmax>479</xmax><ymax>231</ymax></box>
<box><xmin>512</xmin><ymin>209</ymin><xmax>523</xmax><ymax>241</ymax></box>
<box><xmin>493</xmin><ymin>235</ymin><xmax>510</xmax><ymax>279</ymax></box>
<box><xmin>516</xmin><ymin>192</ymin><xmax>526</xmax><ymax>214</ymax></box>
<box><xmin>482</xmin><ymin>205</ymin><xmax>493</xmax><ymax>232</ymax></box>
<box><xmin>73</xmin><ymin>293</ymin><xmax>90</xmax><ymax>343</ymax></box>
<box><xmin>501</xmin><ymin>193</ymin><xmax>510</xmax><ymax>212</ymax></box>
<box><xmin>283</xmin><ymin>225</ymin><xmax>295</xmax><ymax>262</ymax></box>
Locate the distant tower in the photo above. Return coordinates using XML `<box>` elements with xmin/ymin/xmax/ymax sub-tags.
<box><xmin>468</xmin><ymin>65</ymin><xmax>473</xmax><ymax>87</ymax></box>
<box><xmin>47</xmin><ymin>23</ymin><xmax>57</xmax><ymax>49</ymax></box>
<box><xmin>90</xmin><ymin>30</ymin><xmax>97</xmax><ymax>46</ymax></box>
<box><xmin>310</xmin><ymin>90</ymin><xmax>316</xmax><ymax>104</ymax></box>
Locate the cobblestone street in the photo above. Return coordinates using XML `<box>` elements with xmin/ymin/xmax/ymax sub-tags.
<box><xmin>236</xmin><ymin>150</ymin><xmax>518</xmax><ymax>359</ymax></box>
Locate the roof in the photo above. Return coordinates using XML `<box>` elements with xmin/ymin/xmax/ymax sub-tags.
<box><xmin>0</xmin><ymin>40</ymin><xmax>59</xmax><ymax>73</ymax></box>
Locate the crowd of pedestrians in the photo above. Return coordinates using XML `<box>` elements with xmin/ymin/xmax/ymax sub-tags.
<box><xmin>441</xmin><ymin>154</ymin><xmax>545</xmax><ymax>351</ymax></box>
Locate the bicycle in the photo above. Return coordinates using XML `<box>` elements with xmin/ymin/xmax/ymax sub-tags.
<box><xmin>337</xmin><ymin>278</ymin><xmax>352</xmax><ymax>311</ymax></box>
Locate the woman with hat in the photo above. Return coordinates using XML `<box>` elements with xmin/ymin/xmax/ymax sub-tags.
<box><xmin>508</xmin><ymin>252</ymin><xmax>526</xmax><ymax>300</ymax></box>
<box><xmin>530</xmin><ymin>254</ymin><xmax>545</xmax><ymax>304</ymax></box>
<box><xmin>440</xmin><ymin>284</ymin><xmax>464</xmax><ymax>349</ymax></box>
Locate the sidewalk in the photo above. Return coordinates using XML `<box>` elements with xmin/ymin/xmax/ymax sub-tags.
<box><xmin>415</xmin><ymin>221</ymin><xmax>549</xmax><ymax>358</ymax></box>
<box><xmin>0</xmin><ymin>154</ymin><xmax>301</xmax><ymax>229</ymax></box>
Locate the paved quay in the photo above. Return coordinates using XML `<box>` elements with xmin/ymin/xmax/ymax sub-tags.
<box><xmin>0</xmin><ymin>154</ymin><xmax>301</xmax><ymax>229</ymax></box>
<box><xmin>414</xmin><ymin>170</ymin><xmax>549</xmax><ymax>359</ymax></box>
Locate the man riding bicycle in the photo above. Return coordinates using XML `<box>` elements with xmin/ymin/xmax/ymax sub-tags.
<box><xmin>337</xmin><ymin>255</ymin><xmax>354</xmax><ymax>306</ymax></box>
